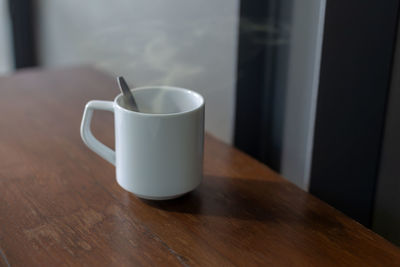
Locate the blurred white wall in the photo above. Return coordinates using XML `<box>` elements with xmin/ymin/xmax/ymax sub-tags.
<box><xmin>0</xmin><ymin>0</ymin><xmax>12</xmax><ymax>74</ymax></box>
<box><xmin>281</xmin><ymin>0</ymin><xmax>326</xmax><ymax>189</ymax></box>
<box><xmin>37</xmin><ymin>0</ymin><xmax>239</xmax><ymax>143</ymax></box>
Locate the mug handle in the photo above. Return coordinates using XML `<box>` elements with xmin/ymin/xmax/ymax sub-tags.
<box><xmin>80</xmin><ymin>100</ymin><xmax>115</xmax><ymax>165</ymax></box>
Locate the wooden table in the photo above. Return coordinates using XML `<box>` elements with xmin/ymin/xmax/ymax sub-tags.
<box><xmin>0</xmin><ymin>67</ymin><xmax>399</xmax><ymax>266</ymax></box>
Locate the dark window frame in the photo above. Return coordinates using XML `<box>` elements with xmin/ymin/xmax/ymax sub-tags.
<box><xmin>8</xmin><ymin>0</ymin><xmax>37</xmax><ymax>68</ymax></box>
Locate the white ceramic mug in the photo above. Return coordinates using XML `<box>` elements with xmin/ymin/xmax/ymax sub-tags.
<box><xmin>80</xmin><ymin>86</ymin><xmax>204</xmax><ymax>200</ymax></box>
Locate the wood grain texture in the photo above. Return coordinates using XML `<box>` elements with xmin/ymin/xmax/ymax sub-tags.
<box><xmin>0</xmin><ymin>66</ymin><xmax>399</xmax><ymax>266</ymax></box>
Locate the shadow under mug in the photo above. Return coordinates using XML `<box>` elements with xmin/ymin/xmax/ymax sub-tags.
<box><xmin>80</xmin><ymin>86</ymin><xmax>205</xmax><ymax>200</ymax></box>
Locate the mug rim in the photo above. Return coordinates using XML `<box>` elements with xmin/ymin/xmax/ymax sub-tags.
<box><xmin>114</xmin><ymin>86</ymin><xmax>205</xmax><ymax>117</ymax></box>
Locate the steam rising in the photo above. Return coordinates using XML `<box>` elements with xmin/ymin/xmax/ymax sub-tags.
<box><xmin>81</xmin><ymin>17</ymin><xmax>234</xmax><ymax>87</ymax></box>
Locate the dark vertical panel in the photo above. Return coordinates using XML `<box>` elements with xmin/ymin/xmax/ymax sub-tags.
<box><xmin>373</xmin><ymin>13</ymin><xmax>400</xmax><ymax>245</ymax></box>
<box><xmin>234</xmin><ymin>1</ymin><xmax>292</xmax><ymax>170</ymax></box>
<box><xmin>234</xmin><ymin>0</ymin><xmax>271</xmax><ymax>163</ymax></box>
<box><xmin>310</xmin><ymin>0</ymin><xmax>400</xmax><ymax>226</ymax></box>
<box><xmin>8</xmin><ymin>0</ymin><xmax>37</xmax><ymax>68</ymax></box>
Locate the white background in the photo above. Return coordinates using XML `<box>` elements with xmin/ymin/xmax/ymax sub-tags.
<box><xmin>37</xmin><ymin>0</ymin><xmax>240</xmax><ymax>144</ymax></box>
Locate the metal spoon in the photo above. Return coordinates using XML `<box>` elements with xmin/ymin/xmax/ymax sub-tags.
<box><xmin>117</xmin><ymin>76</ymin><xmax>139</xmax><ymax>112</ymax></box>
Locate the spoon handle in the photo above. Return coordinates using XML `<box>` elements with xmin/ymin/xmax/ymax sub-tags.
<box><xmin>117</xmin><ymin>76</ymin><xmax>139</xmax><ymax>111</ymax></box>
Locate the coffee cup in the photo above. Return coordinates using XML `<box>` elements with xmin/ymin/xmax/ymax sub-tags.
<box><xmin>80</xmin><ymin>86</ymin><xmax>204</xmax><ymax>200</ymax></box>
